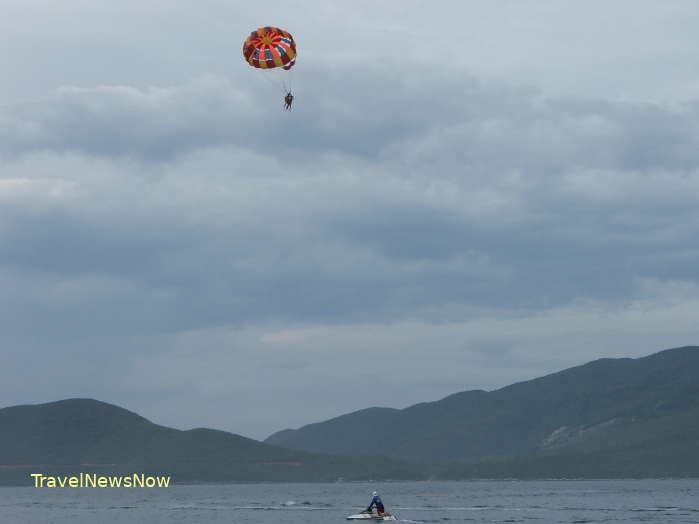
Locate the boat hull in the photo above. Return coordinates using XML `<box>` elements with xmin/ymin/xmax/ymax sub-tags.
<box><xmin>346</xmin><ymin>512</ymin><xmax>397</xmax><ymax>521</ymax></box>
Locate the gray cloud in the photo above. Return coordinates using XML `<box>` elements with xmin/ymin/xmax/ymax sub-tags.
<box><xmin>2</xmin><ymin>77</ymin><xmax>699</xmax><ymax>326</ymax></box>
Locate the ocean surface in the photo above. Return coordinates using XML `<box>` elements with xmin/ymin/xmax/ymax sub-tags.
<box><xmin>2</xmin><ymin>479</ymin><xmax>699</xmax><ymax>523</ymax></box>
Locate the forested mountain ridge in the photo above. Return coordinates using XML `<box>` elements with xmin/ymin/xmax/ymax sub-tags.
<box><xmin>266</xmin><ymin>346</ymin><xmax>699</xmax><ymax>469</ymax></box>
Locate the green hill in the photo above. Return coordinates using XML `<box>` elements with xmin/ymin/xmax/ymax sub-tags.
<box><xmin>266</xmin><ymin>346</ymin><xmax>699</xmax><ymax>476</ymax></box>
<box><xmin>0</xmin><ymin>399</ymin><xmax>422</xmax><ymax>485</ymax></box>
<box><xmin>4</xmin><ymin>346</ymin><xmax>699</xmax><ymax>483</ymax></box>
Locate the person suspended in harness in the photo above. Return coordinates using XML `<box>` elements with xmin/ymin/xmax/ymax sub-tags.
<box><xmin>284</xmin><ymin>91</ymin><xmax>294</xmax><ymax>110</ymax></box>
<box><xmin>366</xmin><ymin>491</ymin><xmax>385</xmax><ymax>515</ymax></box>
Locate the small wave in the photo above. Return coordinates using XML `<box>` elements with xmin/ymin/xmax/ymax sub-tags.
<box><xmin>228</xmin><ymin>504</ymin><xmax>333</xmax><ymax>512</ymax></box>
<box><xmin>168</xmin><ymin>505</ymin><xmax>218</xmax><ymax>511</ymax></box>
<box><xmin>395</xmin><ymin>506</ymin><xmax>523</xmax><ymax>512</ymax></box>
<box><xmin>632</xmin><ymin>507</ymin><xmax>679</xmax><ymax>512</ymax></box>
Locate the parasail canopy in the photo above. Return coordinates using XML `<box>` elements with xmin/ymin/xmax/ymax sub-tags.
<box><xmin>243</xmin><ymin>26</ymin><xmax>296</xmax><ymax>71</ymax></box>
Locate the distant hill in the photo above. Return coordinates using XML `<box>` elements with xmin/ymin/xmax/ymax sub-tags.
<box><xmin>266</xmin><ymin>346</ymin><xmax>699</xmax><ymax>476</ymax></box>
<box><xmin>4</xmin><ymin>346</ymin><xmax>699</xmax><ymax>484</ymax></box>
<box><xmin>0</xmin><ymin>399</ymin><xmax>422</xmax><ymax>485</ymax></box>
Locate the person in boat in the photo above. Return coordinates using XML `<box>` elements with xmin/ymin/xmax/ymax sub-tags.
<box><xmin>366</xmin><ymin>491</ymin><xmax>385</xmax><ymax>515</ymax></box>
<box><xmin>284</xmin><ymin>91</ymin><xmax>294</xmax><ymax>110</ymax></box>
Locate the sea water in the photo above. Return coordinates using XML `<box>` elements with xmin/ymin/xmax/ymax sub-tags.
<box><xmin>2</xmin><ymin>479</ymin><xmax>698</xmax><ymax>523</ymax></box>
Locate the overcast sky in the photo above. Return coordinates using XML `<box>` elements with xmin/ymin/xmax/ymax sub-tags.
<box><xmin>2</xmin><ymin>1</ymin><xmax>699</xmax><ymax>440</ymax></box>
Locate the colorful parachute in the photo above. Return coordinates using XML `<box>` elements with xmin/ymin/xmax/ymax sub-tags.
<box><xmin>242</xmin><ymin>26</ymin><xmax>296</xmax><ymax>71</ymax></box>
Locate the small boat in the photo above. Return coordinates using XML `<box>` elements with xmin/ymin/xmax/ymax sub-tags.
<box><xmin>346</xmin><ymin>510</ymin><xmax>397</xmax><ymax>521</ymax></box>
